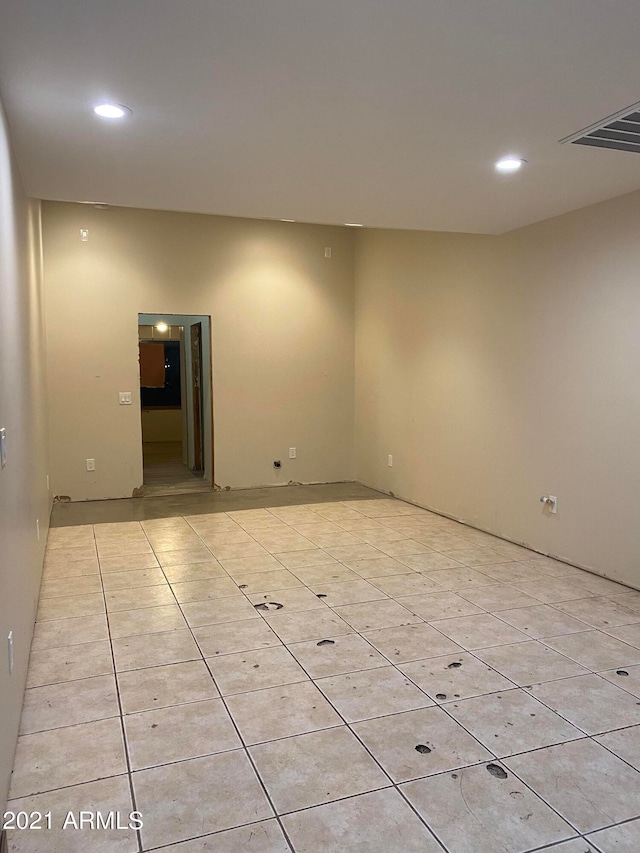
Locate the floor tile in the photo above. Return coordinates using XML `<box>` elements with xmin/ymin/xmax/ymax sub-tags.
<box><xmin>5</xmin><ymin>776</ymin><xmax>137</xmax><ymax>853</ymax></box>
<box><xmin>231</xmin><ymin>568</ymin><xmax>303</xmax><ymax>594</ymax></box>
<box><xmin>133</xmin><ymin>750</ymin><xmax>273</xmax><ymax>848</ymax></box>
<box><xmin>101</xmin><ymin>567</ymin><xmax>168</xmax><ymax>591</ymax></box>
<box><xmin>398</xmin><ymin>552</ymin><xmax>465</xmax><ymax>571</ymax></box>
<box><xmin>98</xmin><ymin>552</ymin><xmax>160</xmax><ymax>573</ymax></box>
<box><xmin>528</xmin><ymin>674</ymin><xmax>640</xmax><ymax>734</ymax></box>
<box><xmin>587</xmin><ymin>817</ymin><xmax>640</xmax><ymax>852</ymax></box>
<box><xmin>26</xmin><ymin>639</ymin><xmax>113</xmax><ymax>687</ymax></box>
<box><xmin>19</xmin><ymin>674</ymin><xmax>120</xmax><ymax>734</ymax></box>
<box><xmin>124</xmin><ymin>698</ymin><xmax>241</xmax><ymax>769</ymax></box>
<box><xmin>162</xmin><ymin>561</ymin><xmax>227</xmax><ymax>582</ymax></box>
<box><xmin>352</xmin><ymin>705</ymin><xmax>492</xmax><ymax>782</ymax></box>
<box><xmin>448</xmin><ymin>688</ymin><xmax>582</xmax><ymax>756</ymax></box>
<box><xmin>36</xmin><ymin>593</ymin><xmax>105</xmax><ymax>621</ymax></box>
<box><xmin>375</xmin><ymin>538</ymin><xmax>432</xmax><ymax>556</ymax></box>
<box><xmin>220</xmin><ymin>554</ymin><xmax>283</xmax><ymax>574</ymax></box>
<box><xmin>457</xmin><ymin>583</ymin><xmax>540</xmax><ymax>611</ymax></box>
<box><xmin>398</xmin><ymin>591</ymin><xmax>484</xmax><ymax>620</ymax></box>
<box><xmin>9</xmin><ymin>718</ymin><xmax>127</xmax><ymax>798</ymax></box>
<box><xmin>289</xmin><ymin>563</ymin><xmax>361</xmax><ymax>584</ymax></box>
<box><xmin>226</xmin><ymin>680</ymin><xmax>342</xmax><ymax>744</ymax></box>
<box><xmin>39</xmin><ymin>574</ymin><xmax>102</xmax><ymax>598</ymax></box>
<box><xmin>287</xmin><ymin>633</ymin><xmax>388</xmax><ymax>678</ymax></box>
<box><xmin>440</xmin><ymin>547</ymin><xmax>507</xmax><ymax>567</ymax></box>
<box><xmin>362</xmin><ymin>622</ymin><xmax>461</xmax><ymax>663</ymax></box>
<box><xmin>156</xmin><ymin>547</ymin><xmax>216</xmax><ymax>566</ymax></box>
<box><xmin>476</xmin><ymin>640</ymin><xmax>588</xmax><ymax>685</ymax></box>
<box><xmin>41</xmin><ymin>557</ymin><xmax>100</xmax><ymax>578</ymax></box>
<box><xmin>118</xmin><ymin>660</ymin><xmax>218</xmax><ymax>713</ymax></box>
<box><xmin>309</xmin><ymin>579</ymin><xmax>388</xmax><ymax>606</ymax></box>
<box><xmin>423</xmin><ymin>567</ymin><xmax>496</xmax><ymax>590</ymax></box>
<box><xmin>206</xmin><ymin>645</ymin><xmax>308</xmax><ymax>695</ymax></box>
<box><xmin>108</xmin><ymin>604</ymin><xmax>187</xmax><ymax>638</ymax></box>
<box><xmin>540</xmin><ymin>842</ymin><xmax>596</xmax><ymax>853</ymax></box>
<box><xmin>333</xmin><ymin>599</ymin><xmax>421</xmax><ymax>631</ymax></box>
<box><xmin>170</xmin><ymin>577</ymin><xmax>240</xmax><ymax>603</ymax></box>
<box><xmin>399</xmin><ymin>651</ymin><xmax>514</xmax><ymax>701</ymax></box>
<box><xmin>506</xmin><ymin>739</ymin><xmax>640</xmax><ymax>833</ymax></box>
<box><xmin>401</xmin><ymin>760</ymin><xmax>573</xmax><ymax>853</ymax></box>
<box><xmin>595</xmin><ymin>725</ymin><xmax>640</xmax><ymax>771</ymax></box>
<box><xmin>510</xmin><ymin>578</ymin><xmax>593</xmax><ymax>603</ymax></box>
<box><xmin>496</xmin><ymin>604</ymin><xmax>591</xmax><ymax>638</ymax></box>
<box><xmin>181</xmin><ymin>596</ymin><xmax>258</xmax><ymax>627</ymax></box>
<box><xmin>105</xmin><ymin>584</ymin><xmax>176</xmax><ymax>612</ymax></box>
<box><xmin>248</xmin><ymin>586</ymin><xmax>328</xmax><ymax>613</ymax></box>
<box><xmin>281</xmin><ymin>787</ymin><xmax>442</xmax><ymax>853</ymax></box>
<box><xmin>273</xmin><ymin>549</ymin><xmax>339</xmax><ymax>569</ymax></box>
<box><xmin>316</xmin><ymin>666</ymin><xmax>432</xmax><ymax>722</ymax></box>
<box><xmin>543</xmin><ymin>631</ymin><xmax>640</xmax><ymax>670</ymax></box>
<box><xmin>250</xmin><ymin>726</ymin><xmax>389</xmax><ymax>813</ymax></box>
<box><xmin>347</xmin><ymin>556</ymin><xmax>414</xmax><ymax>578</ymax></box>
<box><xmin>554</xmin><ymin>597</ymin><xmax>640</xmax><ymax>630</ymax></box>
<box><xmin>46</xmin><ymin>525</ymin><xmax>95</xmax><ymax>549</ymax></box>
<box><xmin>195</xmin><ymin>618</ymin><xmax>281</xmax><ymax>657</ymax></box>
<box><xmin>156</xmin><ymin>820</ymin><xmax>290</xmax><ymax>851</ymax></box>
<box><xmin>429</xmin><ymin>613</ymin><xmax>529</xmax><ymax>649</ymax></box>
<box><xmin>369</xmin><ymin>573</ymin><xmax>443</xmax><ymax>597</ymax></box>
<box><xmin>604</xmin><ymin>622</ymin><xmax>640</xmax><ymax>649</ymax></box>
<box><xmin>31</xmin><ymin>614</ymin><xmax>109</xmax><ymax>650</ymax></box>
<box><xmin>263</xmin><ymin>609</ymin><xmax>352</xmax><ymax>643</ymax></box>
<box><xmin>112</xmin><ymin>628</ymin><xmax>201</xmax><ymax>671</ymax></box>
<box><xmin>600</xmin><ymin>664</ymin><xmax>640</xmax><ymax>698</ymax></box>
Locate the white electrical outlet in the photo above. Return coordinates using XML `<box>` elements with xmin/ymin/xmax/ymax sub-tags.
<box><xmin>80</xmin><ymin>228</ymin><xmax>89</xmax><ymax>242</ymax></box>
<box><xmin>289</xmin><ymin>447</ymin><xmax>297</xmax><ymax>459</ymax></box>
<box><xmin>36</xmin><ymin>519</ymin><xmax>40</xmax><ymax>541</ymax></box>
<box><xmin>7</xmin><ymin>631</ymin><xmax>14</xmax><ymax>674</ymax></box>
<box><xmin>86</xmin><ymin>458</ymin><xmax>95</xmax><ymax>471</ymax></box>
<box><xmin>388</xmin><ymin>454</ymin><xmax>393</xmax><ymax>467</ymax></box>
<box><xmin>119</xmin><ymin>392</ymin><xmax>132</xmax><ymax>405</ymax></box>
<box><xmin>324</xmin><ymin>247</ymin><xmax>332</xmax><ymax>258</ymax></box>
<box><xmin>548</xmin><ymin>495</ymin><xmax>558</xmax><ymax>514</ymax></box>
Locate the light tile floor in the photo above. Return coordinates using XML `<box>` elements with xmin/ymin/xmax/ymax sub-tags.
<box><xmin>7</xmin><ymin>495</ymin><xmax>640</xmax><ymax>852</ymax></box>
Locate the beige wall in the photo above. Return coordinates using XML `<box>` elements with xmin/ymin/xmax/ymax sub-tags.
<box><xmin>42</xmin><ymin>203</ymin><xmax>355</xmax><ymax>499</ymax></box>
<box><xmin>0</xmin><ymin>102</ymin><xmax>49</xmax><ymax>809</ymax></box>
<box><xmin>355</xmin><ymin>190</ymin><xmax>640</xmax><ymax>588</ymax></box>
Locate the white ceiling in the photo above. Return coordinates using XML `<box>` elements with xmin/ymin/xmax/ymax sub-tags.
<box><xmin>1</xmin><ymin>0</ymin><xmax>640</xmax><ymax>233</ymax></box>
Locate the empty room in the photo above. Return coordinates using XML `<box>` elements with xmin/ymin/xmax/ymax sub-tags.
<box><xmin>1</xmin><ymin>2</ymin><xmax>640</xmax><ymax>852</ymax></box>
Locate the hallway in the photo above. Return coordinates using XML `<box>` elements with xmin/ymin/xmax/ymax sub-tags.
<box><xmin>142</xmin><ymin>442</ymin><xmax>209</xmax><ymax>498</ymax></box>
<box><xmin>7</xmin><ymin>487</ymin><xmax>640</xmax><ymax>851</ymax></box>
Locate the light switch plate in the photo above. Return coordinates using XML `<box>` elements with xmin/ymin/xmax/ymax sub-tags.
<box><xmin>0</xmin><ymin>428</ymin><xmax>6</xmax><ymax>468</ymax></box>
<box><xmin>119</xmin><ymin>392</ymin><xmax>132</xmax><ymax>405</ymax></box>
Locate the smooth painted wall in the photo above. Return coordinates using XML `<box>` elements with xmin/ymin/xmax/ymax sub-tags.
<box><xmin>355</xmin><ymin>190</ymin><xmax>640</xmax><ymax>588</ymax></box>
<box><xmin>0</xmin><ymin>101</ymin><xmax>49</xmax><ymax>810</ymax></box>
<box><xmin>42</xmin><ymin>203</ymin><xmax>355</xmax><ymax>499</ymax></box>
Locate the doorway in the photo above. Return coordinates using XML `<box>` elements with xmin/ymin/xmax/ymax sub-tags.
<box><xmin>138</xmin><ymin>313</ymin><xmax>213</xmax><ymax>497</ymax></box>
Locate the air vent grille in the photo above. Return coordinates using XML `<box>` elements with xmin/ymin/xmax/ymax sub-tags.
<box><xmin>561</xmin><ymin>102</ymin><xmax>640</xmax><ymax>154</ymax></box>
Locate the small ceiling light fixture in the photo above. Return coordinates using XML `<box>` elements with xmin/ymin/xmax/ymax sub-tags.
<box><xmin>280</xmin><ymin>219</ymin><xmax>296</xmax><ymax>222</ymax></box>
<box><xmin>495</xmin><ymin>156</ymin><xmax>526</xmax><ymax>174</ymax></box>
<box><xmin>155</xmin><ymin>322</ymin><xmax>168</xmax><ymax>333</ymax></box>
<box><xmin>93</xmin><ymin>103</ymin><xmax>131</xmax><ymax>119</ymax></box>
<box><xmin>344</xmin><ymin>222</ymin><xmax>364</xmax><ymax>227</ymax></box>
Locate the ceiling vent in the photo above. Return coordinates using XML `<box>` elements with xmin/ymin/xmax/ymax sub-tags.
<box><xmin>561</xmin><ymin>101</ymin><xmax>640</xmax><ymax>154</ymax></box>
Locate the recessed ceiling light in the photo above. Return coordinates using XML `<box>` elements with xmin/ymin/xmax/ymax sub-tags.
<box><xmin>495</xmin><ymin>157</ymin><xmax>526</xmax><ymax>173</ymax></box>
<box><xmin>280</xmin><ymin>219</ymin><xmax>295</xmax><ymax>222</ymax></box>
<box><xmin>344</xmin><ymin>223</ymin><xmax>364</xmax><ymax>227</ymax></box>
<box><xmin>155</xmin><ymin>322</ymin><xmax>168</xmax><ymax>333</ymax></box>
<box><xmin>93</xmin><ymin>103</ymin><xmax>131</xmax><ymax>119</ymax></box>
